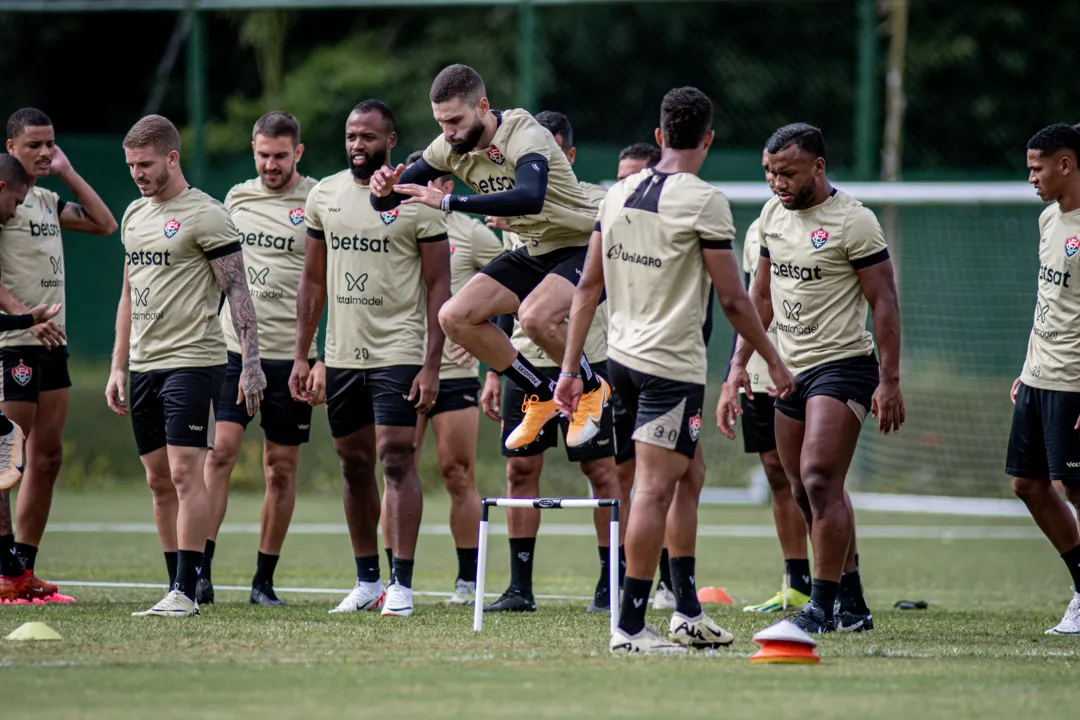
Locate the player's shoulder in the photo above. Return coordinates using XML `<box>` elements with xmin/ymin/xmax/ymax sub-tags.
<box><xmin>30</xmin><ymin>184</ymin><xmax>60</xmax><ymax>207</ymax></box>
<box><xmin>1039</xmin><ymin>203</ymin><xmax>1060</xmax><ymax>232</ymax></box>
<box><xmin>121</xmin><ymin>196</ymin><xmax>152</xmax><ymax>229</ymax></box>
<box><xmin>296</xmin><ymin>175</ymin><xmax>319</xmax><ymax>198</ymax></box>
<box><xmin>395</xmin><ymin>197</ymin><xmax>445</xmax><ymax>228</ymax></box>
<box><xmin>446</xmin><ymin>210</ymin><xmax>485</xmax><ymax>236</ymax></box>
<box><xmin>224</xmin><ymin>177</ymin><xmax>260</xmax><ymax>210</ymax></box>
<box><xmin>311</xmin><ymin>169</ymin><xmax>352</xmax><ymax>195</ymax></box>
<box><xmin>661</xmin><ymin>172</ymin><xmax>727</xmax><ymax>211</ymax></box>
<box><xmin>578</xmin><ymin>181</ymin><xmax>609</xmax><ymax>207</ymax></box>
<box><xmin>501</xmin><ymin>108</ymin><xmax>539</xmax><ymax>132</ymax></box>
<box><xmin>833</xmin><ymin>190</ymin><xmax>881</xmax><ymax>232</ymax></box>
<box><xmin>759</xmin><ymin>193</ymin><xmax>784</xmax><ymax>221</ymax></box>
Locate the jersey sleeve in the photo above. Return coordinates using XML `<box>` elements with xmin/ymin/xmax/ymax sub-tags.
<box><xmin>414</xmin><ymin>204</ymin><xmax>449</xmax><ymax>243</ymax></box>
<box><xmin>503</xmin><ymin>117</ymin><xmax>552</xmax><ymax>165</ymax></box>
<box><xmin>223</xmin><ymin>184</ymin><xmax>242</xmax><ymax>214</ymax></box>
<box><xmin>471</xmin><ymin>220</ymin><xmax>505</xmax><ymax>270</ymax></box>
<box><xmin>119</xmin><ymin>200</ymin><xmax>139</xmax><ymax>249</ymax></box>
<box><xmin>742</xmin><ymin>221</ymin><xmax>756</xmax><ymax>273</ymax></box>
<box><xmin>694</xmin><ymin>189</ymin><xmax>736</xmax><ymax>249</ymax></box>
<box><xmin>198</xmin><ymin>202</ymin><xmax>241</xmax><ymax>258</ymax></box>
<box><xmin>303</xmin><ymin>182</ymin><xmax>324</xmax><ymax>236</ymax></box>
<box><xmin>422</xmin><ymin>135</ymin><xmax>454</xmax><ymax>173</ymax></box>
<box><xmin>844</xmin><ymin>206</ymin><xmax>889</xmax><ymax>268</ymax></box>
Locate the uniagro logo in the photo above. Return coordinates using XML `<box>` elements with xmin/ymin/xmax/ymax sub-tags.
<box><xmin>288</xmin><ymin>207</ymin><xmax>305</xmax><ymax>226</ymax></box>
<box><xmin>810</xmin><ymin>227</ymin><xmax>829</xmax><ymax>249</ymax></box>
<box><xmin>487</xmin><ymin>145</ymin><xmax>506</xmax><ymax>166</ymax></box>
<box><xmin>379</xmin><ymin>209</ymin><xmax>399</xmax><ymax>226</ymax></box>
<box><xmin>163</xmin><ymin>218</ymin><xmax>181</xmax><ymax>239</ymax></box>
<box><xmin>1065</xmin><ymin>235</ymin><xmax>1080</xmax><ymax>259</ymax></box>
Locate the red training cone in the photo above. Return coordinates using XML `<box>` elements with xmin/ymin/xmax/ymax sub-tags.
<box><xmin>749</xmin><ymin>619</ymin><xmax>821</xmax><ymax>665</ymax></box>
<box><xmin>696</xmin><ymin>586</ymin><xmax>735</xmax><ymax>604</ymax></box>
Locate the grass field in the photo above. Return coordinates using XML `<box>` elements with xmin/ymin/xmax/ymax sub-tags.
<box><xmin>1</xmin><ymin>489</ymin><xmax>1076</xmax><ymax>719</ymax></box>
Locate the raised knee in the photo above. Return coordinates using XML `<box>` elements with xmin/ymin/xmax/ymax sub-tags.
<box><xmin>1012</xmin><ymin>476</ymin><xmax>1047</xmax><ymax>501</ymax></box>
<box><xmin>438</xmin><ymin>301</ymin><xmax>464</xmax><ymax>339</ymax></box>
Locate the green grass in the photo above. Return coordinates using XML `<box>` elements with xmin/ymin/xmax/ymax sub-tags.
<box><xmin>1</xmin><ymin>489</ymin><xmax>1076</xmax><ymax>718</ymax></box>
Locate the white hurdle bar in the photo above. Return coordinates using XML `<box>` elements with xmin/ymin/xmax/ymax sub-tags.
<box><xmin>474</xmin><ymin>497</ymin><xmax>621</xmax><ymax>636</ymax></box>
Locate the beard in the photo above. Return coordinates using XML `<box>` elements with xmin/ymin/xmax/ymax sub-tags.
<box><xmin>348</xmin><ymin>146</ymin><xmax>387</xmax><ymax>181</ymax></box>
<box><xmin>142</xmin><ymin>167</ymin><xmax>171</xmax><ymax>197</ymax></box>
<box><xmin>448</xmin><ymin>117</ymin><xmax>485</xmax><ymax>155</ymax></box>
<box><xmin>781</xmin><ymin>181</ymin><xmax>818</xmax><ymax>210</ymax></box>
<box><xmin>261</xmin><ymin>161</ymin><xmax>296</xmax><ymax>190</ymax></box>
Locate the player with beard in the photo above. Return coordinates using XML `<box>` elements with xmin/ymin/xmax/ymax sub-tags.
<box><xmin>108</xmin><ymin>115</ymin><xmax>266</xmax><ymax>617</ymax></box>
<box><xmin>0</xmin><ymin>108</ymin><xmax>117</xmax><ymax>602</ymax></box>
<box><xmin>370</xmin><ymin>65</ymin><xmax>611</xmax><ymax>455</ymax></box>
<box><xmin>292</xmin><ymin>101</ymin><xmax>450</xmax><ymax>618</ymax></box>
<box><xmin>721</xmin><ymin>123</ymin><xmax>903</xmax><ymax>633</ymax></box>
<box><xmin>196</xmin><ymin>112</ymin><xmax>323</xmax><ymax>606</ymax></box>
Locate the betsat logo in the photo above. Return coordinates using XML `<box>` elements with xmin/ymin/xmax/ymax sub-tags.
<box><xmin>288</xmin><ymin>207</ymin><xmax>305</xmax><ymax>226</ymax></box>
<box><xmin>1065</xmin><ymin>235</ymin><xmax>1080</xmax><ymax>259</ymax></box>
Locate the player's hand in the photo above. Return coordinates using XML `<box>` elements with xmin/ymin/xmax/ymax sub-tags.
<box><xmin>306</xmin><ymin>361</ymin><xmax>327</xmax><ymax>406</ymax></box>
<box><xmin>370</xmin><ymin>163</ymin><xmax>405</xmax><ymax>198</ymax></box>
<box><xmin>289</xmin><ymin>358</ymin><xmax>312</xmax><ymax>403</ymax></box>
<box><xmin>409</xmin><ymin>364</ymin><xmax>439</xmax><ymax>414</ymax></box>
<box><xmin>554</xmin><ymin>374</ymin><xmax>583</xmax><ymax>418</ymax></box>
<box><xmin>766</xmin><ymin>360</ymin><xmax>795</xmax><ymax>399</ymax></box>
<box><xmin>448</xmin><ymin>343</ymin><xmax>478</xmax><ymax>369</ymax></box>
<box><xmin>871</xmin><ymin>378</ymin><xmax>905</xmax><ymax>435</ymax></box>
<box><xmin>239</xmin><ymin>358</ymin><xmax>267</xmax><ymax>416</ymax></box>
<box><xmin>481</xmin><ymin>371</ymin><xmax>502</xmax><ymax>422</ymax></box>
<box><xmin>1010</xmin><ymin>376</ymin><xmax>1021</xmax><ymax>404</ymax></box>
<box><xmin>395</xmin><ymin>182</ymin><xmax>446</xmax><ymax>210</ymax></box>
<box><xmin>49</xmin><ymin>145</ymin><xmax>73</xmax><ymax>177</ymax></box>
<box><xmin>716</xmin><ymin>378</ymin><xmax>744</xmax><ymax>440</ymax></box>
<box><xmin>28</xmin><ymin>303</ymin><xmax>62</xmax><ymax>326</ymax></box>
<box><xmin>105</xmin><ymin>368</ymin><xmax>128</xmax><ymax>416</ymax></box>
<box><xmin>485</xmin><ymin>216</ymin><xmax>512</xmax><ymax>233</ymax></box>
<box><xmin>29</xmin><ymin>320</ymin><xmax>66</xmax><ymax>348</ymax></box>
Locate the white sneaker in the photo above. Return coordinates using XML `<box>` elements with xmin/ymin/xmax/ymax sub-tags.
<box><xmin>668</xmin><ymin>611</ymin><xmax>735</xmax><ymax>648</ymax></box>
<box><xmin>652</xmin><ymin>582</ymin><xmax>676</xmax><ymax>610</ymax></box>
<box><xmin>381</xmin><ymin>582</ymin><xmax>414</xmax><ymax>617</ymax></box>
<box><xmin>329</xmin><ymin>580</ymin><xmax>384</xmax><ymax>613</ymax></box>
<box><xmin>446</xmin><ymin>579</ymin><xmax>476</xmax><ymax>607</ymax></box>
<box><xmin>132</xmin><ymin>589</ymin><xmax>199</xmax><ymax>617</ymax></box>
<box><xmin>610</xmin><ymin>625</ymin><xmax>687</xmax><ymax>654</ymax></box>
<box><xmin>0</xmin><ymin>422</ymin><xmax>25</xmax><ymax>491</ymax></box>
<box><xmin>1045</xmin><ymin>588</ymin><xmax>1080</xmax><ymax>635</ymax></box>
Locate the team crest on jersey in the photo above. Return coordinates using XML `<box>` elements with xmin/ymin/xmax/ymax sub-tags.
<box><xmin>288</xmin><ymin>207</ymin><xmax>305</xmax><ymax>226</ymax></box>
<box><xmin>810</xmin><ymin>227</ymin><xmax>829</xmax><ymax>249</ymax></box>
<box><xmin>487</xmin><ymin>145</ymin><xmax>506</xmax><ymax>166</ymax></box>
<box><xmin>43</xmin><ymin>202</ymin><xmax>53</xmax><ymax>215</ymax></box>
<box><xmin>11</xmin><ymin>362</ymin><xmax>32</xmax><ymax>387</ymax></box>
<box><xmin>1065</xmin><ymin>235</ymin><xmax>1080</xmax><ymax>258</ymax></box>
<box><xmin>379</xmin><ymin>209</ymin><xmax>399</xmax><ymax>226</ymax></box>
<box><xmin>163</xmin><ymin>218</ymin><xmax>181</xmax><ymax>239</ymax></box>
<box><xmin>688</xmin><ymin>412</ymin><xmax>702</xmax><ymax>442</ymax></box>
<box><xmin>450</xmin><ymin>245</ymin><xmax>457</xmax><ymax>254</ymax></box>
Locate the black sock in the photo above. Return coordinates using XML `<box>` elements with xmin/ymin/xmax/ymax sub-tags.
<box><xmin>200</xmin><ymin>539</ymin><xmax>215</xmax><ymax>581</ymax></box>
<box><xmin>785</xmin><ymin>558</ymin><xmax>812</xmax><ymax>595</ymax></box>
<box><xmin>500</xmin><ymin>353</ymin><xmax>556</xmax><ymax>400</ymax></box>
<box><xmin>619</xmin><ymin>546</ymin><xmax>626</xmax><ymax>588</ymax></box>
<box><xmin>839</xmin><ymin>569</ymin><xmax>869</xmax><ymax>613</ymax></box>
<box><xmin>176</xmin><ymin>549</ymin><xmax>203</xmax><ymax>601</ymax></box>
<box><xmin>253</xmin><ymin>552</ymin><xmax>279</xmax><ymax>588</ymax></box>
<box><xmin>579</xmin><ymin>354</ymin><xmax>601</xmax><ymax>393</ymax></box>
<box><xmin>165</xmin><ymin>551</ymin><xmax>178</xmax><ymax>588</ymax></box>
<box><xmin>1061</xmin><ymin>545</ymin><xmax>1080</xmax><ymax>590</ymax></box>
<box><xmin>596</xmin><ymin>546</ymin><xmax>611</xmax><ymax>597</ymax></box>
<box><xmin>384</xmin><ymin>547</ymin><xmax>393</xmax><ymax>572</ymax></box>
<box><xmin>657</xmin><ymin>547</ymin><xmax>672</xmax><ymax>590</ymax></box>
<box><xmin>355</xmin><ymin>555</ymin><xmax>380</xmax><ymax>583</ymax></box>
<box><xmin>14</xmin><ymin>542</ymin><xmax>36</xmax><ymax>571</ymax></box>
<box><xmin>390</xmin><ymin>558</ymin><xmax>414</xmax><ymax>589</ymax></box>
<box><xmin>855</xmin><ymin>553</ymin><xmax>860</xmax><ymax>571</ymax></box>
<box><xmin>810</xmin><ymin>578</ymin><xmax>840</xmax><ymax>621</ymax></box>
<box><xmin>1</xmin><ymin>534</ymin><xmax>25</xmax><ymax>577</ymax></box>
<box><xmin>618</xmin><ymin>576</ymin><xmax>652</xmax><ymax>636</ymax></box>
<box><xmin>0</xmin><ymin>414</ymin><xmax>13</xmax><ymax>435</ymax></box>
<box><xmin>457</xmin><ymin>547</ymin><xmax>478</xmax><ymax>583</ymax></box>
<box><xmin>509</xmin><ymin>537</ymin><xmax>536</xmax><ymax>595</ymax></box>
<box><xmin>670</xmin><ymin>556</ymin><xmax>703</xmax><ymax>617</ymax></box>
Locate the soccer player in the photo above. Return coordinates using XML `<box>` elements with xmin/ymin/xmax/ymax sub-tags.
<box><xmin>557</xmin><ymin>87</ymin><xmax>792</xmax><ymax>653</ymax></box>
<box><xmin>1008</xmin><ymin>123</ymin><xmax>1080</xmax><ymax>635</ymax></box>
<box><xmin>197</xmin><ymin>112</ymin><xmax>322</xmax><ymax>607</ymax></box>
<box><xmin>291</xmin><ymin>100</ymin><xmax>450</xmax><ymax>618</ymax></box>
<box><xmin>616</xmin><ymin>142</ymin><xmax>661</xmax><ymax>182</ymax></box>
<box><xmin>0</xmin><ymin>108</ymin><xmax>118</xmax><ymax>598</ymax></box>
<box><xmin>369</xmin><ymin>64</ymin><xmax>610</xmax><ymax>452</ymax></box>
<box><xmin>479</xmin><ymin>110</ymin><xmax>623</xmax><ymax>614</ymax></box>
<box><xmin>721</xmin><ymin>123</ymin><xmax>903</xmax><ymax>634</ymax></box>
<box><xmin>106</xmin><ymin>115</ymin><xmax>267</xmax><ymax>617</ymax></box>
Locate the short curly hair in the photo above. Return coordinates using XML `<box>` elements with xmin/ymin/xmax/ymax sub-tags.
<box><xmin>660</xmin><ymin>87</ymin><xmax>713</xmax><ymax>150</ymax></box>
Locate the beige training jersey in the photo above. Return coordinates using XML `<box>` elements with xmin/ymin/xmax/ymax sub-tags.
<box><xmin>1021</xmin><ymin>204</ymin><xmax>1080</xmax><ymax>391</ymax></box>
<box><xmin>122</xmin><ymin>187</ymin><xmax>239</xmax><ymax>372</ymax></box>
<box><xmin>600</xmin><ymin>169</ymin><xmax>735</xmax><ymax>385</ymax></box>
<box><xmin>0</xmin><ymin>185</ymin><xmax>66</xmax><ymax>347</ymax></box>
<box><xmin>221</xmin><ymin>176</ymin><xmax>318</xmax><ymax>361</ymax></box>
<box><xmin>742</xmin><ymin>217</ymin><xmax>779</xmax><ymax>393</ymax></box>
<box><xmin>422</xmin><ymin>109</ymin><xmax>595</xmax><ymax>255</ymax></box>
<box><xmin>305</xmin><ymin>170</ymin><xmax>447</xmax><ymax>370</ymax></box>
<box><xmin>441</xmin><ymin>211</ymin><xmax>504</xmax><ymax>380</ymax></box>
<box><xmin>758</xmin><ymin>190</ymin><xmax>887</xmax><ymax>375</ymax></box>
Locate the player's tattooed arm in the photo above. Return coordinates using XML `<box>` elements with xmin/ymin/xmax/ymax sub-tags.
<box><xmin>211</xmin><ymin>250</ymin><xmax>266</xmax><ymax>416</ymax></box>
<box><xmin>51</xmin><ymin>146</ymin><xmax>119</xmax><ymax>236</ymax></box>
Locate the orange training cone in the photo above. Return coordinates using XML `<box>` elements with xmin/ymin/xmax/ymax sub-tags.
<box><xmin>696</xmin><ymin>586</ymin><xmax>734</xmax><ymax>605</ymax></box>
<box><xmin>749</xmin><ymin>619</ymin><xmax>821</xmax><ymax>665</ymax></box>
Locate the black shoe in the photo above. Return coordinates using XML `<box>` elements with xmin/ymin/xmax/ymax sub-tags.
<box><xmin>250</xmin><ymin>584</ymin><xmax>286</xmax><ymax>606</ymax></box>
<box><xmin>195</xmin><ymin>577</ymin><xmax>214</xmax><ymax>605</ymax></box>
<box><xmin>483</xmin><ymin>588</ymin><xmax>536</xmax><ymax>612</ymax></box>
<box><xmin>788</xmin><ymin>600</ymin><xmax>836</xmax><ymax>634</ymax></box>
<box><xmin>586</xmin><ymin>581</ymin><xmax>610</xmax><ymax>613</ymax></box>
<box><xmin>837</xmin><ymin>608</ymin><xmax>874</xmax><ymax>632</ymax></box>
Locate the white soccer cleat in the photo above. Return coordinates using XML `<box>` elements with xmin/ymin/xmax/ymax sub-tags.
<box><xmin>1045</xmin><ymin>588</ymin><xmax>1080</xmax><ymax>635</ymax></box>
<box><xmin>132</xmin><ymin>589</ymin><xmax>199</xmax><ymax>617</ymax></box>
<box><xmin>329</xmin><ymin>580</ymin><xmax>385</xmax><ymax>613</ymax></box>
<box><xmin>652</xmin><ymin>582</ymin><xmax>676</xmax><ymax>610</ymax></box>
<box><xmin>381</xmin><ymin>582</ymin><xmax>414</xmax><ymax>617</ymax></box>
<box><xmin>610</xmin><ymin>625</ymin><xmax>687</xmax><ymax>654</ymax></box>
<box><xmin>668</xmin><ymin>611</ymin><xmax>735</xmax><ymax>649</ymax></box>
<box><xmin>0</xmin><ymin>422</ymin><xmax>25</xmax><ymax>491</ymax></box>
<box><xmin>445</xmin><ymin>579</ymin><xmax>476</xmax><ymax>607</ymax></box>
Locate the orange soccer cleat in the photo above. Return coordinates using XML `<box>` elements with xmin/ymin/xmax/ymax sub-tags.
<box><xmin>14</xmin><ymin>570</ymin><xmax>76</xmax><ymax>603</ymax></box>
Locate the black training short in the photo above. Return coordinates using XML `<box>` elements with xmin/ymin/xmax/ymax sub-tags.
<box><xmin>428</xmin><ymin>377</ymin><xmax>481</xmax><ymax>418</ymax></box>
<box><xmin>215</xmin><ymin>351</ymin><xmax>314</xmax><ymax>446</ymax></box>
<box><xmin>479</xmin><ymin>245</ymin><xmax>588</xmax><ymax>303</ymax></box>
<box><xmin>130</xmin><ymin>365</ymin><xmax>226</xmax><ymax>456</ymax></box>
<box><xmin>1006</xmin><ymin>382</ymin><xmax>1080</xmax><ymax>484</ymax></box>
<box><xmin>0</xmin><ymin>345</ymin><xmax>71</xmax><ymax>402</ymax></box>
<box><xmin>501</xmin><ymin>361</ymin><xmax>615</xmax><ymax>462</ymax></box>
<box><xmin>740</xmin><ymin>393</ymin><xmax>777</xmax><ymax>454</ymax></box>
<box><xmin>774</xmin><ymin>354</ymin><xmax>878</xmax><ymax>423</ymax></box>
<box><xmin>607</xmin><ymin>359</ymin><xmax>705</xmax><ymax>460</ymax></box>
<box><xmin>325</xmin><ymin>365</ymin><xmax>421</xmax><ymax>437</ymax></box>
<box><xmin>611</xmin><ymin>388</ymin><xmax>635</xmax><ymax>465</ymax></box>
